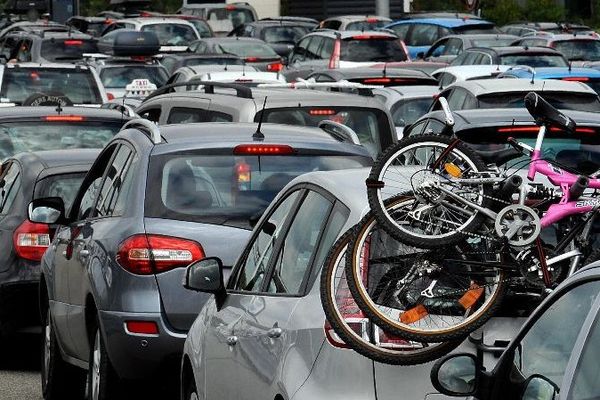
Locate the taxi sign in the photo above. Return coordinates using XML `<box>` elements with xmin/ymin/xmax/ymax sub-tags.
<box><xmin>125</xmin><ymin>79</ymin><xmax>157</xmax><ymax>97</ymax></box>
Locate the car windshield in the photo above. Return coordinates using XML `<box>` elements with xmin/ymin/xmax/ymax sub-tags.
<box><xmin>392</xmin><ymin>97</ymin><xmax>435</xmax><ymax>127</ymax></box>
<box><xmin>341</xmin><ymin>37</ymin><xmax>408</xmax><ymax>62</ymax></box>
<box><xmin>471</xmin><ymin>38</ymin><xmax>517</xmax><ymax>47</ymax></box>
<box><xmin>35</xmin><ymin>173</ymin><xmax>87</xmax><ymax>213</ymax></box>
<box><xmin>261</xmin><ymin>26</ymin><xmax>309</xmax><ymax>44</ymax></box>
<box><xmin>260</xmin><ymin>107</ymin><xmax>390</xmax><ymax>158</ymax></box>
<box><xmin>41</xmin><ymin>39</ymin><xmax>99</xmax><ymax>62</ymax></box>
<box><xmin>499</xmin><ymin>54</ymin><xmax>569</xmax><ymax>67</ymax></box>
<box><xmin>0</xmin><ymin>121</ymin><xmax>121</xmax><ymax>160</ymax></box>
<box><xmin>207</xmin><ymin>8</ymin><xmax>255</xmax><ymax>28</ymax></box>
<box><xmin>478</xmin><ymin>92</ymin><xmax>600</xmax><ymax>112</ymax></box>
<box><xmin>141</xmin><ymin>23</ymin><xmax>198</xmax><ymax>46</ymax></box>
<box><xmin>0</xmin><ymin>68</ymin><xmax>102</xmax><ymax>105</ymax></box>
<box><xmin>215</xmin><ymin>41</ymin><xmax>278</xmax><ymax>58</ymax></box>
<box><xmin>145</xmin><ymin>152</ymin><xmax>369</xmax><ymax>228</ymax></box>
<box><xmin>99</xmin><ymin>66</ymin><xmax>168</xmax><ymax>88</ymax></box>
<box><xmin>346</xmin><ymin>20</ymin><xmax>390</xmax><ymax>30</ymax></box>
<box><xmin>553</xmin><ymin>40</ymin><xmax>600</xmax><ymax>61</ymax></box>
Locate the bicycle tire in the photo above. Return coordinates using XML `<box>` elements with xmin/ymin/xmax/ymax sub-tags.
<box><xmin>320</xmin><ymin>225</ymin><xmax>461</xmax><ymax>365</ymax></box>
<box><xmin>346</xmin><ymin>196</ymin><xmax>507</xmax><ymax>343</ymax></box>
<box><xmin>367</xmin><ymin>134</ymin><xmax>492</xmax><ymax>249</ymax></box>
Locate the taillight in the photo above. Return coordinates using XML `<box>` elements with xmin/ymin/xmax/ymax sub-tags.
<box><xmin>562</xmin><ymin>77</ymin><xmax>590</xmax><ymax>82</ymax></box>
<box><xmin>351</xmin><ymin>34</ymin><xmax>388</xmax><ymax>40</ymax></box>
<box><xmin>116</xmin><ymin>234</ymin><xmax>204</xmax><ymax>275</ymax></box>
<box><xmin>44</xmin><ymin>115</ymin><xmax>85</xmax><ymax>122</ymax></box>
<box><xmin>267</xmin><ymin>62</ymin><xmax>283</xmax><ymax>72</ymax></box>
<box><xmin>64</xmin><ymin>40</ymin><xmax>83</xmax><ymax>46</ymax></box>
<box><xmin>106</xmin><ymin>92</ymin><xmax>115</xmax><ymax>100</ymax></box>
<box><xmin>233</xmin><ymin>144</ymin><xmax>294</xmax><ymax>155</ymax></box>
<box><xmin>125</xmin><ymin>320</ymin><xmax>159</xmax><ymax>335</ymax></box>
<box><xmin>13</xmin><ymin>221</ymin><xmax>51</xmax><ymax>262</ymax></box>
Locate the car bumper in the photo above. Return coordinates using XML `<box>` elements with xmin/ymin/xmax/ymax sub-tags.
<box><xmin>0</xmin><ymin>280</ymin><xmax>40</xmax><ymax>334</ymax></box>
<box><xmin>99</xmin><ymin>310</ymin><xmax>186</xmax><ymax>380</ymax></box>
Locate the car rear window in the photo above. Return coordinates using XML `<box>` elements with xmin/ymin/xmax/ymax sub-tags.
<box><xmin>471</xmin><ymin>38</ymin><xmax>517</xmax><ymax>47</ymax></box>
<box><xmin>477</xmin><ymin>92</ymin><xmax>600</xmax><ymax>112</ymax></box>
<box><xmin>99</xmin><ymin>66</ymin><xmax>168</xmax><ymax>88</ymax></box>
<box><xmin>215</xmin><ymin>41</ymin><xmax>279</xmax><ymax>58</ymax></box>
<box><xmin>261</xmin><ymin>26</ymin><xmax>309</xmax><ymax>44</ymax></box>
<box><xmin>34</xmin><ymin>172</ymin><xmax>87</xmax><ymax>214</ymax></box>
<box><xmin>0</xmin><ymin>68</ymin><xmax>102</xmax><ymax>105</ymax></box>
<box><xmin>453</xmin><ymin>24</ymin><xmax>498</xmax><ymax>34</ymax></box>
<box><xmin>183</xmin><ymin>57</ymin><xmax>244</xmax><ymax>67</ymax></box>
<box><xmin>499</xmin><ymin>54</ymin><xmax>569</xmax><ymax>67</ymax></box>
<box><xmin>41</xmin><ymin>39</ymin><xmax>99</xmax><ymax>62</ymax></box>
<box><xmin>346</xmin><ymin>20</ymin><xmax>390</xmax><ymax>31</ymax></box>
<box><xmin>207</xmin><ymin>8</ymin><xmax>255</xmax><ymax>27</ymax></box>
<box><xmin>341</xmin><ymin>37</ymin><xmax>408</xmax><ymax>62</ymax></box>
<box><xmin>0</xmin><ymin>121</ymin><xmax>121</xmax><ymax>160</ymax></box>
<box><xmin>259</xmin><ymin>107</ymin><xmax>392</xmax><ymax>158</ymax></box>
<box><xmin>145</xmin><ymin>151</ymin><xmax>369</xmax><ymax>228</ymax></box>
<box><xmin>141</xmin><ymin>23</ymin><xmax>198</xmax><ymax>46</ymax></box>
<box><xmin>553</xmin><ymin>40</ymin><xmax>600</xmax><ymax>62</ymax></box>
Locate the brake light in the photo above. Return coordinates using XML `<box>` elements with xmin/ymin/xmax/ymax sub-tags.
<box><xmin>363</xmin><ymin>78</ymin><xmax>391</xmax><ymax>84</ymax></box>
<box><xmin>104</xmin><ymin>18</ymin><xmax>114</xmax><ymax>24</ymax></box>
<box><xmin>139</xmin><ymin>11</ymin><xmax>153</xmax><ymax>17</ymax></box>
<box><xmin>245</xmin><ymin>57</ymin><xmax>259</xmax><ymax>62</ymax></box>
<box><xmin>309</xmin><ymin>109</ymin><xmax>336</xmax><ymax>115</ymax></box>
<box><xmin>226</xmin><ymin>5</ymin><xmax>236</xmax><ymax>10</ymax></box>
<box><xmin>131</xmin><ymin>56</ymin><xmax>150</xmax><ymax>61</ymax></box>
<box><xmin>30</xmin><ymin>72</ymin><xmax>39</xmax><ymax>79</ymax></box>
<box><xmin>366</xmin><ymin>17</ymin><xmax>379</xmax><ymax>23</ymax></box>
<box><xmin>352</xmin><ymin>34</ymin><xmax>388</xmax><ymax>40</ymax></box>
<box><xmin>328</xmin><ymin>37</ymin><xmax>341</xmax><ymax>69</ymax></box>
<box><xmin>498</xmin><ymin>126</ymin><xmax>596</xmax><ymax>134</ymax></box>
<box><xmin>44</xmin><ymin>115</ymin><xmax>85</xmax><ymax>122</ymax></box>
<box><xmin>562</xmin><ymin>77</ymin><xmax>590</xmax><ymax>82</ymax></box>
<box><xmin>107</xmin><ymin>92</ymin><xmax>115</xmax><ymax>100</ymax></box>
<box><xmin>116</xmin><ymin>234</ymin><xmax>204</xmax><ymax>275</ymax></box>
<box><xmin>13</xmin><ymin>221</ymin><xmax>51</xmax><ymax>262</ymax></box>
<box><xmin>233</xmin><ymin>144</ymin><xmax>294</xmax><ymax>155</ymax></box>
<box><xmin>63</xmin><ymin>40</ymin><xmax>83</xmax><ymax>46</ymax></box>
<box><xmin>125</xmin><ymin>321</ymin><xmax>159</xmax><ymax>335</ymax></box>
<box><xmin>267</xmin><ymin>62</ymin><xmax>283</xmax><ymax>72</ymax></box>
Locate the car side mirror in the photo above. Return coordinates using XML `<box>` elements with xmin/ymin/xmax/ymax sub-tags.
<box><xmin>184</xmin><ymin>257</ymin><xmax>225</xmax><ymax>295</ymax></box>
<box><xmin>28</xmin><ymin>197</ymin><xmax>66</xmax><ymax>224</ymax></box>
<box><xmin>521</xmin><ymin>375</ymin><xmax>559</xmax><ymax>400</ymax></box>
<box><xmin>430</xmin><ymin>353</ymin><xmax>480</xmax><ymax>396</ymax></box>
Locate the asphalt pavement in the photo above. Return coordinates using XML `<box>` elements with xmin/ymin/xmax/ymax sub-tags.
<box><xmin>0</xmin><ymin>333</ymin><xmax>42</xmax><ymax>400</ymax></box>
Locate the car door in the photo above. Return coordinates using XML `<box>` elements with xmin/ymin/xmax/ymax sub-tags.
<box><xmin>235</xmin><ymin>189</ymin><xmax>340</xmax><ymax>400</ymax></box>
<box><xmin>0</xmin><ymin>161</ymin><xmax>22</xmax><ymax>274</ymax></box>
<box><xmin>203</xmin><ymin>189</ymin><xmax>303</xmax><ymax>399</ymax></box>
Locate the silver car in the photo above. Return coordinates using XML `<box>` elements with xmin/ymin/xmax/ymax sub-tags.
<box><xmin>181</xmin><ymin>167</ymin><xmax>530</xmax><ymax>400</ymax></box>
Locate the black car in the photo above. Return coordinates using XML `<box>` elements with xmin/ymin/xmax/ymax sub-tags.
<box><xmin>0</xmin><ymin>149</ymin><xmax>98</xmax><ymax>340</ymax></box>
<box><xmin>423</xmin><ymin>33</ymin><xmax>519</xmax><ymax>63</ymax></box>
<box><xmin>0</xmin><ymin>106</ymin><xmax>131</xmax><ymax>160</ymax></box>
<box><xmin>229</xmin><ymin>19</ymin><xmax>317</xmax><ymax>57</ymax></box>
<box><xmin>189</xmin><ymin>37</ymin><xmax>283</xmax><ymax>72</ymax></box>
<box><xmin>4</xmin><ymin>30</ymin><xmax>99</xmax><ymax>63</ymax></box>
<box><xmin>449</xmin><ymin>46</ymin><xmax>569</xmax><ymax>67</ymax></box>
<box><xmin>159</xmin><ymin>53</ymin><xmax>243</xmax><ymax>74</ymax></box>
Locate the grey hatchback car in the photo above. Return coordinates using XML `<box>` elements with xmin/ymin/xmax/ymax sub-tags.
<box><xmin>180</xmin><ymin>168</ymin><xmax>531</xmax><ymax>400</ymax></box>
<box><xmin>34</xmin><ymin>120</ymin><xmax>372</xmax><ymax>400</ymax></box>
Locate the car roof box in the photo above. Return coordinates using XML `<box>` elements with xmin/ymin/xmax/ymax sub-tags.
<box><xmin>98</xmin><ymin>30</ymin><xmax>160</xmax><ymax>56</ymax></box>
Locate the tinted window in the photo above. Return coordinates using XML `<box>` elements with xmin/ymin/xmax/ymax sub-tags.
<box><xmin>35</xmin><ymin>173</ymin><xmax>86</xmax><ymax>215</ymax></box>
<box><xmin>478</xmin><ymin>92</ymin><xmax>600</xmax><ymax>112</ymax></box>
<box><xmin>321</xmin><ymin>20</ymin><xmax>341</xmax><ymax>30</ymax></box>
<box><xmin>183</xmin><ymin>57</ymin><xmax>243</xmax><ymax>67</ymax></box>
<box><xmin>346</xmin><ymin>20</ymin><xmax>389</xmax><ymax>31</ymax></box>
<box><xmin>261</xmin><ymin>26</ymin><xmax>309</xmax><ymax>44</ymax></box>
<box><xmin>341</xmin><ymin>37</ymin><xmax>408</xmax><ymax>62</ymax></box>
<box><xmin>306</xmin><ymin>36</ymin><xmax>324</xmax><ymax>60</ymax></box>
<box><xmin>471</xmin><ymin>38</ymin><xmax>518</xmax><ymax>47</ymax></box>
<box><xmin>233</xmin><ymin>191</ymin><xmax>300</xmax><ymax>292</ymax></box>
<box><xmin>443</xmin><ymin>38</ymin><xmax>463</xmax><ymax>55</ymax></box>
<box><xmin>100</xmin><ymin>66</ymin><xmax>168</xmax><ymax>88</ymax></box>
<box><xmin>0</xmin><ymin>68</ymin><xmax>102</xmax><ymax>105</ymax></box>
<box><xmin>141</xmin><ymin>23</ymin><xmax>199</xmax><ymax>46</ymax></box>
<box><xmin>214</xmin><ymin>41</ymin><xmax>278</xmax><ymax>58</ymax></box>
<box><xmin>446</xmin><ymin>89</ymin><xmax>468</xmax><ymax>110</ymax></box>
<box><xmin>95</xmin><ymin>145</ymin><xmax>133</xmax><ymax>217</ymax></box>
<box><xmin>267</xmin><ymin>191</ymin><xmax>332</xmax><ymax>294</ymax></box>
<box><xmin>518</xmin><ymin>39</ymin><xmax>547</xmax><ymax>47</ymax></box>
<box><xmin>0</xmin><ymin>121</ymin><xmax>121</xmax><ymax>160</ymax></box>
<box><xmin>438</xmin><ymin>72</ymin><xmax>457</xmax><ymax>87</ymax></box>
<box><xmin>207</xmin><ymin>8</ymin><xmax>255</xmax><ymax>28</ymax></box>
<box><xmin>389</xmin><ymin>24</ymin><xmax>410</xmax><ymax>40</ymax></box>
<box><xmin>499</xmin><ymin>54</ymin><xmax>568</xmax><ymax>67</ymax></box>
<box><xmin>0</xmin><ymin>163</ymin><xmax>20</xmax><ymax>215</ymax></box>
<box><xmin>391</xmin><ymin>97</ymin><xmax>434</xmax><ymax>127</ymax></box>
<box><xmin>260</xmin><ymin>107</ymin><xmax>391</xmax><ymax>158</ymax></box>
<box><xmin>320</xmin><ymin>38</ymin><xmax>334</xmax><ymax>59</ymax></box>
<box><xmin>167</xmin><ymin>107</ymin><xmax>232</xmax><ymax>123</ymax></box>
<box><xmin>409</xmin><ymin>24</ymin><xmax>438</xmax><ymax>46</ymax></box>
<box><xmin>145</xmin><ymin>152</ymin><xmax>369</xmax><ymax>228</ymax></box>
<box><xmin>40</xmin><ymin>39</ymin><xmax>98</xmax><ymax>62</ymax></box>
<box><xmin>77</xmin><ymin>177</ymin><xmax>103</xmax><ymax>220</ymax></box>
<box><xmin>554</xmin><ymin>40</ymin><xmax>600</xmax><ymax>62</ymax></box>
<box><xmin>568</xmin><ymin>305</ymin><xmax>600</xmax><ymax>399</ymax></box>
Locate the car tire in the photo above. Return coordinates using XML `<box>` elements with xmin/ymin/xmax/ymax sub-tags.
<box><xmin>41</xmin><ymin>306</ymin><xmax>86</xmax><ymax>400</ymax></box>
<box><xmin>86</xmin><ymin>320</ymin><xmax>121</xmax><ymax>400</ymax></box>
<box><xmin>184</xmin><ymin>376</ymin><xmax>199</xmax><ymax>400</ymax></box>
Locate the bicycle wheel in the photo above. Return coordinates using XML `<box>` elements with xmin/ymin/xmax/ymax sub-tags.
<box><xmin>320</xmin><ymin>226</ymin><xmax>461</xmax><ymax>365</ymax></box>
<box><xmin>346</xmin><ymin>196</ymin><xmax>507</xmax><ymax>343</ymax></box>
<box><xmin>367</xmin><ymin>134</ymin><xmax>492</xmax><ymax>249</ymax></box>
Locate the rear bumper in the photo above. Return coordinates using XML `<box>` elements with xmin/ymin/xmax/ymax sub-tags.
<box><xmin>0</xmin><ymin>280</ymin><xmax>40</xmax><ymax>334</ymax></box>
<box><xmin>99</xmin><ymin>310</ymin><xmax>186</xmax><ymax>380</ymax></box>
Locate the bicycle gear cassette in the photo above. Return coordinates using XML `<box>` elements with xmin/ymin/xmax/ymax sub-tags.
<box><xmin>494</xmin><ymin>205</ymin><xmax>541</xmax><ymax>246</ymax></box>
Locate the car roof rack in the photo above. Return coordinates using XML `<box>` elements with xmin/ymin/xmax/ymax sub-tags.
<box><xmin>122</xmin><ymin>118</ymin><xmax>161</xmax><ymax>144</ymax></box>
<box><xmin>257</xmin><ymin>79</ymin><xmax>376</xmax><ymax>96</ymax></box>
<box><xmin>144</xmin><ymin>79</ymin><xmax>253</xmax><ymax>101</ymax></box>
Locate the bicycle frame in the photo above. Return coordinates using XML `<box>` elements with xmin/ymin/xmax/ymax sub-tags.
<box><xmin>527</xmin><ymin>125</ymin><xmax>600</xmax><ymax>227</ymax></box>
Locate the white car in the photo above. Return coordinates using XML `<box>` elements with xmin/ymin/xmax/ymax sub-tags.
<box><xmin>195</xmin><ymin>71</ymin><xmax>287</xmax><ymax>86</ymax></box>
<box><xmin>101</xmin><ymin>18</ymin><xmax>201</xmax><ymax>52</ymax></box>
<box><xmin>432</xmin><ymin>65</ymin><xmax>512</xmax><ymax>88</ymax></box>
<box><xmin>164</xmin><ymin>64</ymin><xmax>258</xmax><ymax>89</ymax></box>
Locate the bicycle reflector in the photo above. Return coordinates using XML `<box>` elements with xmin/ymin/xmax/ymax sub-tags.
<box><xmin>400</xmin><ymin>305</ymin><xmax>428</xmax><ymax>325</ymax></box>
<box><xmin>458</xmin><ymin>284</ymin><xmax>484</xmax><ymax>310</ymax></box>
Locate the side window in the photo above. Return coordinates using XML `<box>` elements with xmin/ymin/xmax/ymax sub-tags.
<box><xmin>242</xmin><ymin>25</ymin><xmax>254</xmax><ymax>37</ymax></box>
<box><xmin>322</xmin><ymin>20</ymin><xmax>341</xmax><ymax>30</ymax></box>
<box><xmin>266</xmin><ymin>191</ymin><xmax>332</xmax><ymax>294</ymax></box>
<box><xmin>438</xmin><ymin>26</ymin><xmax>451</xmax><ymax>38</ymax></box>
<box><xmin>95</xmin><ymin>145</ymin><xmax>134</xmax><ymax>217</ymax></box>
<box><xmin>410</xmin><ymin>24</ymin><xmax>438</xmax><ymax>46</ymax></box>
<box><xmin>314</xmin><ymin>73</ymin><xmax>334</xmax><ymax>82</ymax></box>
<box><xmin>405</xmin><ymin>119</ymin><xmax>428</xmax><ymax>136</ymax></box>
<box><xmin>306</xmin><ymin>36</ymin><xmax>324</xmax><ymax>60</ymax></box>
<box><xmin>423</xmin><ymin>118</ymin><xmax>444</xmax><ymax>134</ymax></box>
<box><xmin>139</xmin><ymin>107</ymin><xmax>161</xmax><ymax>123</ymax></box>
<box><xmin>444</xmin><ymin>38</ymin><xmax>463</xmax><ymax>55</ymax></box>
<box><xmin>390</xmin><ymin>24</ymin><xmax>410</xmax><ymax>40</ymax></box>
<box><xmin>193</xmin><ymin>42</ymin><xmax>208</xmax><ymax>53</ymax></box>
<box><xmin>320</xmin><ymin>38</ymin><xmax>334</xmax><ymax>59</ymax></box>
<box><xmin>233</xmin><ymin>190</ymin><xmax>301</xmax><ymax>292</ymax></box>
<box><xmin>167</xmin><ymin>107</ymin><xmax>232</xmax><ymax>123</ymax></box>
<box><xmin>290</xmin><ymin>37</ymin><xmax>310</xmax><ymax>63</ymax></box>
<box><xmin>451</xmin><ymin>52</ymin><xmax>468</xmax><ymax>65</ymax></box>
<box><xmin>0</xmin><ymin>162</ymin><xmax>20</xmax><ymax>216</ymax></box>
<box><xmin>474</xmin><ymin>53</ymin><xmax>492</xmax><ymax>65</ymax></box>
<box><xmin>16</xmin><ymin>39</ymin><xmax>32</xmax><ymax>62</ymax></box>
<box><xmin>309</xmin><ymin>204</ymin><xmax>349</xmax><ymax>280</ymax></box>
<box><xmin>462</xmin><ymin>93</ymin><xmax>478</xmax><ymax>109</ymax></box>
<box><xmin>446</xmin><ymin>88</ymin><xmax>468</xmax><ymax>110</ymax></box>
<box><xmin>462</xmin><ymin>51</ymin><xmax>480</xmax><ymax>65</ymax></box>
<box><xmin>428</xmin><ymin>39</ymin><xmax>447</xmax><ymax>57</ymax></box>
<box><xmin>512</xmin><ymin>281</ymin><xmax>600</xmax><ymax>392</ymax></box>
<box><xmin>439</xmin><ymin>72</ymin><xmax>457</xmax><ymax>87</ymax></box>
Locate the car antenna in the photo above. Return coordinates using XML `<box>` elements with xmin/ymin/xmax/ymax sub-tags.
<box><xmin>569</xmin><ymin>61</ymin><xmax>572</xmax><ymax>72</ymax></box>
<box><xmin>253</xmin><ymin>96</ymin><xmax>267</xmax><ymax>140</ymax></box>
<box><xmin>382</xmin><ymin>62</ymin><xmax>387</xmax><ymax>77</ymax></box>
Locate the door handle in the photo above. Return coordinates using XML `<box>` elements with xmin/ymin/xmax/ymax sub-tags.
<box><xmin>226</xmin><ymin>335</ymin><xmax>238</xmax><ymax>346</ymax></box>
<box><xmin>267</xmin><ymin>327</ymin><xmax>282</xmax><ymax>339</ymax></box>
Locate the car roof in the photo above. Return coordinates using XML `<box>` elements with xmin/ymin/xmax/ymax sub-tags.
<box><xmin>195</xmin><ymin>37</ymin><xmax>268</xmax><ymax>44</ymax></box>
<box><xmin>116</xmin><ymin>17</ymin><xmax>196</xmax><ymax>26</ymax></box>
<box><xmin>447</xmin><ymin>78</ymin><xmax>597</xmax><ymax>96</ymax></box>
<box><xmin>11</xmin><ymin>148</ymin><xmax>100</xmax><ymax>169</ymax></box>
<box><xmin>4</xmin><ymin>62</ymin><xmax>93</xmax><ymax>70</ymax></box>
<box><xmin>502</xmin><ymin>67</ymin><xmax>600</xmax><ymax>79</ymax></box>
<box><xmin>68</xmin><ymin>16</ymin><xmax>111</xmax><ymax>22</ymax></box>
<box><xmin>149</xmin><ymin>122</ymin><xmax>371</xmax><ymax>156</ymax></box>
<box><xmin>466</xmin><ymin>46</ymin><xmax>562</xmax><ymax>55</ymax></box>
<box><xmin>373</xmin><ymin>85</ymin><xmax>439</xmax><ymax>99</ymax></box>
<box><xmin>522</xmin><ymin>33</ymin><xmax>599</xmax><ymax>41</ymax></box>
<box><xmin>34</xmin><ymin>31</ymin><xmax>94</xmax><ymax>40</ymax></box>
<box><xmin>0</xmin><ymin>106</ymin><xmax>128</xmax><ymax>120</ymax></box>
<box><xmin>433</xmin><ymin>65</ymin><xmax>512</xmax><ymax>79</ymax></box>
<box><xmin>324</xmin><ymin>15</ymin><xmax>391</xmax><ymax>22</ymax></box>
<box><xmin>313</xmin><ymin>67</ymin><xmax>435</xmax><ymax>80</ymax></box>
<box><xmin>389</xmin><ymin>18</ymin><xmax>494</xmax><ymax>28</ymax></box>
<box><xmin>305</xmin><ymin>30</ymin><xmax>398</xmax><ymax>39</ymax></box>
<box><xmin>437</xmin><ymin>33</ymin><xmax>518</xmax><ymax>41</ymax></box>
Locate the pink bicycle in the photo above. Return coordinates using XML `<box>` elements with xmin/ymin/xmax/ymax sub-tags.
<box><xmin>346</xmin><ymin>92</ymin><xmax>600</xmax><ymax>343</ymax></box>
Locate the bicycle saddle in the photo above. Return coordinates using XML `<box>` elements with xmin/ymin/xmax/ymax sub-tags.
<box><xmin>524</xmin><ymin>92</ymin><xmax>576</xmax><ymax>133</ymax></box>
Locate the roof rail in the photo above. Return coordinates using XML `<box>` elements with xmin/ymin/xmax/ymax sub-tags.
<box><xmin>122</xmin><ymin>119</ymin><xmax>161</xmax><ymax>144</ymax></box>
<box><xmin>257</xmin><ymin>79</ymin><xmax>376</xmax><ymax>96</ymax></box>
<box><xmin>100</xmin><ymin>102</ymin><xmax>138</xmax><ymax>118</ymax></box>
<box><xmin>143</xmin><ymin>79</ymin><xmax>253</xmax><ymax>101</ymax></box>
